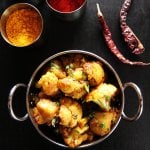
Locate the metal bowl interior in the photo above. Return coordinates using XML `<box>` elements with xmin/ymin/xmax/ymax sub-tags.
<box><xmin>26</xmin><ymin>50</ymin><xmax>124</xmax><ymax>148</ymax></box>
<box><xmin>0</xmin><ymin>3</ymin><xmax>43</xmax><ymax>47</ymax></box>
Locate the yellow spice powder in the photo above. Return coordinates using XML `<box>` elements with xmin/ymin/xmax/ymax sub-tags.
<box><xmin>6</xmin><ymin>8</ymin><xmax>42</xmax><ymax>47</ymax></box>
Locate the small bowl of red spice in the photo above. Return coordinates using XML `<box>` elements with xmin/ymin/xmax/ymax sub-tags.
<box><xmin>0</xmin><ymin>3</ymin><xmax>43</xmax><ymax>47</ymax></box>
<box><xmin>46</xmin><ymin>0</ymin><xmax>86</xmax><ymax>21</ymax></box>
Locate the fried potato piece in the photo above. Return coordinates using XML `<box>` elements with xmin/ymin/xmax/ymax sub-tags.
<box><xmin>37</xmin><ymin>72</ymin><xmax>59</xmax><ymax>96</ymax></box>
<box><xmin>83</xmin><ymin>61</ymin><xmax>105</xmax><ymax>86</ymax></box>
<box><xmin>58</xmin><ymin>77</ymin><xmax>87</xmax><ymax>99</ymax></box>
<box><xmin>50</xmin><ymin>59</ymin><xmax>66</xmax><ymax>79</ymax></box>
<box><xmin>36</xmin><ymin>98</ymin><xmax>59</xmax><ymax>123</ymax></box>
<box><xmin>85</xmin><ymin>83</ymin><xmax>117</xmax><ymax>111</ymax></box>
<box><xmin>58</xmin><ymin>97</ymin><xmax>82</xmax><ymax>128</ymax></box>
<box><xmin>60</xmin><ymin>118</ymin><xmax>89</xmax><ymax>148</ymax></box>
<box><xmin>31</xmin><ymin>107</ymin><xmax>47</xmax><ymax>124</ymax></box>
<box><xmin>90</xmin><ymin>112</ymin><xmax>116</xmax><ymax>136</ymax></box>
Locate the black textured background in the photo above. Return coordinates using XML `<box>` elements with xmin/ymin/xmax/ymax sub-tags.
<box><xmin>0</xmin><ymin>0</ymin><xmax>150</xmax><ymax>150</ymax></box>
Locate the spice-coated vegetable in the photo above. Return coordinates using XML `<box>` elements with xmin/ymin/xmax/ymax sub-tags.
<box><xmin>96</xmin><ymin>3</ymin><xmax>150</xmax><ymax>66</ymax></box>
<box><xmin>120</xmin><ymin>0</ymin><xmax>144</xmax><ymax>54</ymax></box>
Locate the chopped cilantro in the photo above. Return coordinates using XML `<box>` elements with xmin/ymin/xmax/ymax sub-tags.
<box><xmin>84</xmin><ymin>83</ymin><xmax>90</xmax><ymax>93</ymax></box>
<box><xmin>99</xmin><ymin>123</ymin><xmax>105</xmax><ymax>128</ymax></box>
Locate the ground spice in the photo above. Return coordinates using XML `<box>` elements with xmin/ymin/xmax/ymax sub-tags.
<box><xmin>6</xmin><ymin>8</ymin><xmax>42</xmax><ymax>47</ymax></box>
<box><xmin>48</xmin><ymin>0</ymin><xmax>85</xmax><ymax>12</ymax></box>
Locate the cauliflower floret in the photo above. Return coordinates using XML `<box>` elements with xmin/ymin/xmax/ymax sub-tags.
<box><xmin>85</xmin><ymin>83</ymin><xmax>117</xmax><ymax>111</ymax></box>
<box><xmin>36</xmin><ymin>98</ymin><xmax>59</xmax><ymax>123</ymax></box>
<box><xmin>60</xmin><ymin>118</ymin><xmax>90</xmax><ymax>148</ymax></box>
<box><xmin>58</xmin><ymin>97</ymin><xmax>82</xmax><ymax>128</ymax></box>
<box><xmin>58</xmin><ymin>77</ymin><xmax>88</xmax><ymax>99</ymax></box>
<box><xmin>66</xmin><ymin>67</ymin><xmax>87</xmax><ymax>81</ymax></box>
<box><xmin>90</xmin><ymin>112</ymin><xmax>117</xmax><ymax>136</ymax></box>
<box><xmin>50</xmin><ymin>59</ymin><xmax>66</xmax><ymax>79</ymax></box>
<box><xmin>83</xmin><ymin>61</ymin><xmax>105</xmax><ymax>86</ymax></box>
<box><xmin>37</xmin><ymin>72</ymin><xmax>59</xmax><ymax>96</ymax></box>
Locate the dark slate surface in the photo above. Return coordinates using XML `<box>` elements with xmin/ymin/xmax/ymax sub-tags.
<box><xmin>0</xmin><ymin>0</ymin><xmax>150</xmax><ymax>150</ymax></box>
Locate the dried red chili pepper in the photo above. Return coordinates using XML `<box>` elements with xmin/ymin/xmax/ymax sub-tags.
<box><xmin>120</xmin><ymin>0</ymin><xmax>144</xmax><ymax>54</ymax></box>
<box><xmin>96</xmin><ymin>3</ymin><xmax>150</xmax><ymax>66</ymax></box>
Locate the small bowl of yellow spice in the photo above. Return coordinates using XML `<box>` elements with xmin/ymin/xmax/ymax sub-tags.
<box><xmin>0</xmin><ymin>3</ymin><xmax>43</xmax><ymax>47</ymax></box>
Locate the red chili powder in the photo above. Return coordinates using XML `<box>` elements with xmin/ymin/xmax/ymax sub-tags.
<box><xmin>48</xmin><ymin>0</ymin><xmax>85</xmax><ymax>12</ymax></box>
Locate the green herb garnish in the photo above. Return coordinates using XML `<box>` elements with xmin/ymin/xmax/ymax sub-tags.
<box><xmin>84</xmin><ymin>83</ymin><xmax>90</xmax><ymax>93</ymax></box>
<box><xmin>50</xmin><ymin>62</ymin><xmax>60</xmax><ymax>69</ymax></box>
<box><xmin>88</xmin><ymin>112</ymin><xmax>95</xmax><ymax>119</ymax></box>
<box><xmin>99</xmin><ymin>123</ymin><xmax>105</xmax><ymax>128</ymax></box>
<box><xmin>51</xmin><ymin>117</ymin><xmax>59</xmax><ymax>127</ymax></box>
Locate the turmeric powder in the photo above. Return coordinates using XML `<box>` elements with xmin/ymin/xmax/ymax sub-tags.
<box><xmin>6</xmin><ymin>8</ymin><xmax>42</xmax><ymax>47</ymax></box>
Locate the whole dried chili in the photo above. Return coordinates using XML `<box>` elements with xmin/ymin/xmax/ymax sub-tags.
<box><xmin>48</xmin><ymin>0</ymin><xmax>85</xmax><ymax>12</ymax></box>
<box><xmin>120</xmin><ymin>0</ymin><xmax>144</xmax><ymax>54</ymax></box>
<box><xmin>96</xmin><ymin>3</ymin><xmax>150</xmax><ymax>66</ymax></box>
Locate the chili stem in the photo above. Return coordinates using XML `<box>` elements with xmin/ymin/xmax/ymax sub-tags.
<box><xmin>96</xmin><ymin>3</ymin><xmax>150</xmax><ymax>66</ymax></box>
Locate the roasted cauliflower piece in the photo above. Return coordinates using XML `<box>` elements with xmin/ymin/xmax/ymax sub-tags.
<box><xmin>58</xmin><ymin>77</ymin><xmax>88</xmax><ymax>99</ymax></box>
<box><xmin>58</xmin><ymin>97</ymin><xmax>82</xmax><ymax>128</ymax></box>
<box><xmin>36</xmin><ymin>72</ymin><xmax>59</xmax><ymax>96</ymax></box>
<box><xmin>83</xmin><ymin>61</ymin><xmax>105</xmax><ymax>86</ymax></box>
<box><xmin>66</xmin><ymin>67</ymin><xmax>87</xmax><ymax>81</ymax></box>
<box><xmin>50</xmin><ymin>59</ymin><xmax>66</xmax><ymax>79</ymax></box>
<box><xmin>89</xmin><ymin>112</ymin><xmax>117</xmax><ymax>136</ymax></box>
<box><xmin>85</xmin><ymin>83</ymin><xmax>117</xmax><ymax>111</ymax></box>
<box><xmin>35</xmin><ymin>98</ymin><xmax>59</xmax><ymax>123</ymax></box>
<box><xmin>60</xmin><ymin>118</ymin><xmax>90</xmax><ymax>148</ymax></box>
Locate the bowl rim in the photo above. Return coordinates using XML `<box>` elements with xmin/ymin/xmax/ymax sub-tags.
<box><xmin>0</xmin><ymin>2</ymin><xmax>43</xmax><ymax>47</ymax></box>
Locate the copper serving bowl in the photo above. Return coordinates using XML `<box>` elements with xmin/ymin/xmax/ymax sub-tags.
<box><xmin>8</xmin><ymin>50</ymin><xmax>143</xmax><ymax>148</ymax></box>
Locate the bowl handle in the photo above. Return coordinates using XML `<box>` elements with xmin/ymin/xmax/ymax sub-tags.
<box><xmin>8</xmin><ymin>83</ymin><xmax>28</xmax><ymax>121</ymax></box>
<box><xmin>122</xmin><ymin>82</ymin><xmax>143</xmax><ymax>121</ymax></box>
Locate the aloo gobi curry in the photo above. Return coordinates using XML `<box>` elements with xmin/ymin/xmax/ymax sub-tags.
<box><xmin>30</xmin><ymin>54</ymin><xmax>121</xmax><ymax>148</ymax></box>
